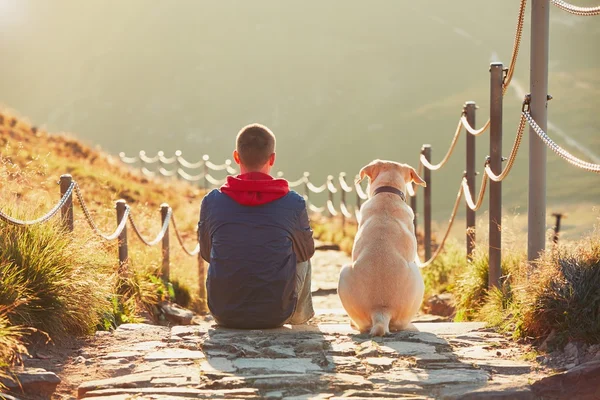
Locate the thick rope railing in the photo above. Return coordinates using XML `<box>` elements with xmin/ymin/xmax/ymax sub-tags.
<box><xmin>462</xmin><ymin>173</ymin><xmax>489</xmax><ymax>211</ymax></box>
<box><xmin>0</xmin><ymin>181</ymin><xmax>75</xmax><ymax>226</ymax></box>
<box><xmin>170</xmin><ymin>211</ymin><xmax>200</xmax><ymax>256</ymax></box>
<box><xmin>523</xmin><ymin>110</ymin><xmax>600</xmax><ymax>173</ymax></box>
<box><xmin>128</xmin><ymin>208</ymin><xmax>172</xmax><ymax>247</ymax></box>
<box><xmin>419</xmin><ymin>118</ymin><xmax>463</xmax><ymax>170</ymax></box>
<box><xmin>551</xmin><ymin>0</ymin><xmax>600</xmax><ymax>15</ymax></box>
<box><xmin>417</xmin><ymin>179</ymin><xmax>464</xmax><ymax>268</ymax></box>
<box><xmin>484</xmin><ymin>113</ymin><xmax>527</xmax><ymax>182</ymax></box>
<box><xmin>74</xmin><ymin>184</ymin><xmax>130</xmax><ymax>241</ymax></box>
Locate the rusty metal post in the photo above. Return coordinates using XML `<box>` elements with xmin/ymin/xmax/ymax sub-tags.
<box><xmin>423</xmin><ymin>145</ymin><xmax>432</xmax><ymax>262</ymax></box>
<box><xmin>116</xmin><ymin>199</ymin><xmax>129</xmax><ymax>269</ymax></box>
<box><xmin>489</xmin><ymin>63</ymin><xmax>504</xmax><ymax>289</ymax></box>
<box><xmin>160</xmin><ymin>204</ymin><xmax>170</xmax><ymax>282</ymax></box>
<box><xmin>59</xmin><ymin>174</ymin><xmax>74</xmax><ymax>232</ymax></box>
<box><xmin>465</xmin><ymin>102</ymin><xmax>477</xmax><ymax>261</ymax></box>
<box><xmin>552</xmin><ymin>213</ymin><xmax>564</xmax><ymax>245</ymax></box>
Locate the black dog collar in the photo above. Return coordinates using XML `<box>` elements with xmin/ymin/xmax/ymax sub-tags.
<box><xmin>373</xmin><ymin>186</ymin><xmax>406</xmax><ymax>202</ymax></box>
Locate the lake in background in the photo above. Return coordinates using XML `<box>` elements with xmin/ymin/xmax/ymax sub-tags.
<box><xmin>1</xmin><ymin>0</ymin><xmax>598</xmax><ymax>240</ymax></box>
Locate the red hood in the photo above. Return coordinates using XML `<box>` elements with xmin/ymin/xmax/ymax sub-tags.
<box><xmin>220</xmin><ymin>172</ymin><xmax>290</xmax><ymax>206</ymax></box>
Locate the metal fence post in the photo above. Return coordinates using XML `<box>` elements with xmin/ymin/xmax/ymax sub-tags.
<box><xmin>303</xmin><ymin>172</ymin><xmax>310</xmax><ymax>210</ymax></box>
<box><xmin>340</xmin><ymin>174</ymin><xmax>347</xmax><ymax>235</ymax></box>
<box><xmin>160</xmin><ymin>204</ymin><xmax>170</xmax><ymax>282</ymax></box>
<box><xmin>528</xmin><ymin>0</ymin><xmax>550</xmax><ymax>262</ymax></box>
<box><xmin>489</xmin><ymin>63</ymin><xmax>504</xmax><ymax>289</ymax></box>
<box><xmin>465</xmin><ymin>102</ymin><xmax>477</xmax><ymax>261</ymax></box>
<box><xmin>59</xmin><ymin>174</ymin><xmax>74</xmax><ymax>232</ymax></box>
<box><xmin>422</xmin><ymin>145</ymin><xmax>432</xmax><ymax>262</ymax></box>
<box><xmin>552</xmin><ymin>212</ymin><xmax>564</xmax><ymax>245</ymax></box>
<box><xmin>327</xmin><ymin>175</ymin><xmax>334</xmax><ymax>218</ymax></box>
<box><xmin>115</xmin><ymin>199</ymin><xmax>129</xmax><ymax>270</ymax></box>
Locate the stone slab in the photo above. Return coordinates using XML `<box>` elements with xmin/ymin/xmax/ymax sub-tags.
<box><xmin>144</xmin><ymin>348</ymin><xmax>205</xmax><ymax>360</ymax></box>
<box><xmin>379</xmin><ymin>341</ymin><xmax>438</xmax><ymax>356</ymax></box>
<box><xmin>370</xmin><ymin>368</ymin><xmax>489</xmax><ymax>386</ymax></box>
<box><xmin>232</xmin><ymin>358</ymin><xmax>321</xmax><ymax>373</ymax></box>
<box><xmin>201</xmin><ymin>357</ymin><xmax>236</xmax><ymax>373</ymax></box>
<box><xmin>1</xmin><ymin>368</ymin><xmax>60</xmax><ymax>396</ymax></box>
<box><xmin>82</xmin><ymin>387</ymin><xmax>259</xmax><ymax>398</ymax></box>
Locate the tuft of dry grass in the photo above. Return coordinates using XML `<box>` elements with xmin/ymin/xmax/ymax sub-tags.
<box><xmin>0</xmin><ymin>303</ymin><xmax>30</xmax><ymax>391</ymax></box>
<box><xmin>482</xmin><ymin>228</ymin><xmax>600</xmax><ymax>348</ymax></box>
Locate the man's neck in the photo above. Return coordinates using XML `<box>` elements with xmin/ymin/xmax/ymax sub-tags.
<box><xmin>239</xmin><ymin>165</ymin><xmax>272</xmax><ymax>175</ymax></box>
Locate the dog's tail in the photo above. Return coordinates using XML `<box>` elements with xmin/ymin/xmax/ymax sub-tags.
<box><xmin>370</xmin><ymin>310</ymin><xmax>391</xmax><ymax>337</ymax></box>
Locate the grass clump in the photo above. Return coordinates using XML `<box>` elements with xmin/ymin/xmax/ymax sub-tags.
<box><xmin>0</xmin><ymin>214</ymin><xmax>115</xmax><ymax>339</ymax></box>
<box><xmin>482</xmin><ymin>230</ymin><xmax>600</xmax><ymax>348</ymax></box>
<box><xmin>0</xmin><ymin>304</ymin><xmax>30</xmax><ymax>390</ymax></box>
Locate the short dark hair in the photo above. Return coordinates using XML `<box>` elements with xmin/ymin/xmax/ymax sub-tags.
<box><xmin>236</xmin><ymin>124</ymin><xmax>276</xmax><ymax>170</ymax></box>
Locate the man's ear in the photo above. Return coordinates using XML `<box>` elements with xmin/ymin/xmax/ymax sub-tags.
<box><xmin>410</xmin><ymin>167</ymin><xmax>426</xmax><ymax>187</ymax></box>
<box><xmin>268</xmin><ymin>152</ymin><xmax>276</xmax><ymax>167</ymax></box>
<box><xmin>233</xmin><ymin>150</ymin><xmax>241</xmax><ymax>165</ymax></box>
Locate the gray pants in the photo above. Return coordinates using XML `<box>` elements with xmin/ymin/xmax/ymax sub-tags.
<box><xmin>285</xmin><ymin>260</ymin><xmax>314</xmax><ymax>325</ymax></box>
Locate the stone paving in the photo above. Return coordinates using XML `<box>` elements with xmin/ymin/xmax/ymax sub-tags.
<box><xmin>71</xmin><ymin>318</ymin><xmax>546</xmax><ymax>400</ymax></box>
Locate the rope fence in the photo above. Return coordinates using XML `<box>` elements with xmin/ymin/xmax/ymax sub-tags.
<box><xmin>0</xmin><ymin>174</ymin><xmax>206</xmax><ymax>310</ymax></box>
<box><xmin>406</xmin><ymin>0</ymin><xmax>600</xmax><ymax>286</ymax></box>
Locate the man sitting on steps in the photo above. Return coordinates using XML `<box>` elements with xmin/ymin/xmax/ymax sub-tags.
<box><xmin>198</xmin><ymin>123</ymin><xmax>315</xmax><ymax>329</ymax></box>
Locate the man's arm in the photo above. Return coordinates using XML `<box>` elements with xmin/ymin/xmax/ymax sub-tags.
<box><xmin>198</xmin><ymin>197</ymin><xmax>212</xmax><ymax>263</ymax></box>
<box><xmin>292</xmin><ymin>202</ymin><xmax>315</xmax><ymax>262</ymax></box>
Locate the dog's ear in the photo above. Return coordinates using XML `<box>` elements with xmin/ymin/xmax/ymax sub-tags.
<box><xmin>356</xmin><ymin>160</ymin><xmax>381</xmax><ymax>184</ymax></box>
<box><xmin>409</xmin><ymin>167</ymin><xmax>426</xmax><ymax>187</ymax></box>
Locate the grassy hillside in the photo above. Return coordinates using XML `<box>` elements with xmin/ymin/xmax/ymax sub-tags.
<box><xmin>1</xmin><ymin>108</ymin><xmax>213</xmax><ymax>388</ymax></box>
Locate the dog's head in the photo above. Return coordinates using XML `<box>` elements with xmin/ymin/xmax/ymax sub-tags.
<box><xmin>355</xmin><ymin>159</ymin><xmax>426</xmax><ymax>190</ymax></box>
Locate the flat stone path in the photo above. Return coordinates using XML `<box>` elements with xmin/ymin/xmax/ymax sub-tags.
<box><xmin>74</xmin><ymin>319</ymin><xmax>544</xmax><ymax>399</ymax></box>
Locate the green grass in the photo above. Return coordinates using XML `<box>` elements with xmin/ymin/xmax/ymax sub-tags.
<box><xmin>0</xmin><ymin>304</ymin><xmax>30</xmax><ymax>390</ymax></box>
<box><xmin>0</xmin><ymin>210</ymin><xmax>115</xmax><ymax>338</ymax></box>
<box><xmin>482</xmin><ymin>230</ymin><xmax>600</xmax><ymax>348</ymax></box>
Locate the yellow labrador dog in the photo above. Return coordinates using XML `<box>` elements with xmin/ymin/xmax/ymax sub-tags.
<box><xmin>338</xmin><ymin>159</ymin><xmax>426</xmax><ymax>336</ymax></box>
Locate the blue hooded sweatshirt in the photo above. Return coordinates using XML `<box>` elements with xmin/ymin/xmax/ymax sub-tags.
<box><xmin>198</xmin><ymin>172</ymin><xmax>314</xmax><ymax>329</ymax></box>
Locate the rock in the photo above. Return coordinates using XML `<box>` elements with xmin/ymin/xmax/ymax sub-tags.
<box><xmin>232</xmin><ymin>358</ymin><xmax>321</xmax><ymax>373</ymax></box>
<box><xmin>144</xmin><ymin>348</ymin><xmax>205</xmax><ymax>360</ymax></box>
<box><xmin>171</xmin><ymin>325</ymin><xmax>204</xmax><ymax>338</ymax></box>
<box><xmin>370</xmin><ymin>368</ymin><xmax>489</xmax><ymax>386</ymax></box>
<box><xmin>159</xmin><ymin>302</ymin><xmax>194</xmax><ymax>325</ymax></box>
<box><xmin>531</xmin><ymin>359</ymin><xmax>600</xmax><ymax>400</ymax></box>
<box><xmin>1</xmin><ymin>368</ymin><xmax>61</xmax><ymax>396</ymax></box>
<box><xmin>263</xmin><ymin>345</ymin><xmax>296</xmax><ymax>358</ymax></box>
<box><xmin>100</xmin><ymin>351</ymin><xmax>142</xmax><ymax>360</ymax></box>
<box><xmin>454</xmin><ymin>383</ymin><xmax>536</xmax><ymax>400</ymax></box>
<box><xmin>563</xmin><ymin>342</ymin><xmax>579</xmax><ymax>362</ymax></box>
<box><xmin>201</xmin><ymin>357</ymin><xmax>236</xmax><ymax>373</ymax></box>
<box><xmin>425</xmin><ymin>293</ymin><xmax>456</xmax><ymax>317</ymax></box>
<box><xmin>379</xmin><ymin>341</ymin><xmax>437</xmax><ymax>356</ymax></box>
<box><xmin>82</xmin><ymin>387</ymin><xmax>259</xmax><ymax>398</ymax></box>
